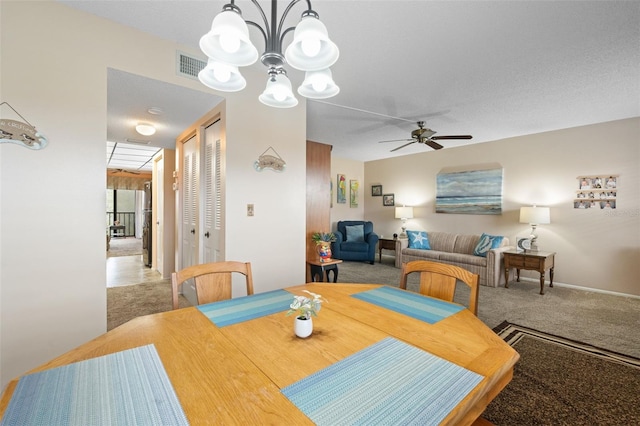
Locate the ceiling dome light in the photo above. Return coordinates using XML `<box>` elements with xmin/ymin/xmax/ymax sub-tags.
<box><xmin>297</xmin><ymin>68</ymin><xmax>340</xmax><ymax>99</ymax></box>
<box><xmin>199</xmin><ymin>7</ymin><xmax>258</xmax><ymax>67</ymax></box>
<box><xmin>285</xmin><ymin>14</ymin><xmax>339</xmax><ymax>71</ymax></box>
<box><xmin>198</xmin><ymin>59</ymin><xmax>246</xmax><ymax>92</ymax></box>
<box><xmin>135</xmin><ymin>123</ymin><xmax>156</xmax><ymax>136</ymax></box>
<box><xmin>259</xmin><ymin>73</ymin><xmax>298</xmax><ymax>108</ymax></box>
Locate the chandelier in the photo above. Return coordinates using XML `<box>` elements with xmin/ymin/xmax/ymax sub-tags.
<box><xmin>198</xmin><ymin>0</ymin><xmax>340</xmax><ymax>108</ymax></box>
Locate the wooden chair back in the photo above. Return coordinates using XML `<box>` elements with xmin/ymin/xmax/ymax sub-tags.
<box><xmin>171</xmin><ymin>261</ymin><xmax>254</xmax><ymax>310</ymax></box>
<box><xmin>399</xmin><ymin>260</ymin><xmax>479</xmax><ymax>315</ymax></box>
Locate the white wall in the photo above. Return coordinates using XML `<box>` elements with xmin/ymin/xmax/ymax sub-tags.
<box><xmin>0</xmin><ymin>1</ymin><xmax>306</xmax><ymax>390</ymax></box>
<box><xmin>364</xmin><ymin>118</ymin><xmax>640</xmax><ymax>296</ymax></box>
<box><xmin>330</xmin><ymin>156</ymin><xmax>365</xmax><ymax>229</ymax></box>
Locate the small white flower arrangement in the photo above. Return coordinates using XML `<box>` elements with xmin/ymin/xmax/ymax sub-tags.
<box><xmin>286</xmin><ymin>290</ymin><xmax>327</xmax><ymax>320</ymax></box>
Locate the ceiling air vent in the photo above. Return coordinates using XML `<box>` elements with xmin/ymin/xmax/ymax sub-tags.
<box><xmin>177</xmin><ymin>51</ymin><xmax>207</xmax><ymax>80</ymax></box>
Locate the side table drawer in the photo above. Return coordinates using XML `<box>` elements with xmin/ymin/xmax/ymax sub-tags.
<box><xmin>507</xmin><ymin>255</ymin><xmax>542</xmax><ymax>269</ymax></box>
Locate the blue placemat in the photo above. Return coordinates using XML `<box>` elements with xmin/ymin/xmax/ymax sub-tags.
<box><xmin>282</xmin><ymin>337</ymin><xmax>483</xmax><ymax>425</ymax></box>
<box><xmin>352</xmin><ymin>285</ymin><xmax>464</xmax><ymax>324</ymax></box>
<box><xmin>197</xmin><ymin>289</ymin><xmax>292</xmax><ymax>327</ymax></box>
<box><xmin>1</xmin><ymin>344</ymin><xmax>188</xmax><ymax>426</ymax></box>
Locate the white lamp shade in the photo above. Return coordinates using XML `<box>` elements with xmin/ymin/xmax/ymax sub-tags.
<box><xmin>258</xmin><ymin>74</ymin><xmax>298</xmax><ymax>108</ymax></box>
<box><xmin>198</xmin><ymin>59</ymin><xmax>246</xmax><ymax>92</ymax></box>
<box><xmin>297</xmin><ymin>68</ymin><xmax>340</xmax><ymax>99</ymax></box>
<box><xmin>395</xmin><ymin>206</ymin><xmax>414</xmax><ymax>219</ymax></box>
<box><xmin>135</xmin><ymin>123</ymin><xmax>156</xmax><ymax>136</ymax></box>
<box><xmin>199</xmin><ymin>9</ymin><xmax>258</xmax><ymax>67</ymax></box>
<box><xmin>284</xmin><ymin>16</ymin><xmax>339</xmax><ymax>71</ymax></box>
<box><xmin>519</xmin><ymin>206</ymin><xmax>550</xmax><ymax>224</ymax></box>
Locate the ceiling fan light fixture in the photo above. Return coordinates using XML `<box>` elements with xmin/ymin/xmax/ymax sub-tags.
<box><xmin>199</xmin><ymin>7</ymin><xmax>258</xmax><ymax>67</ymax></box>
<box><xmin>135</xmin><ymin>123</ymin><xmax>156</xmax><ymax>136</ymax></box>
<box><xmin>297</xmin><ymin>68</ymin><xmax>340</xmax><ymax>99</ymax></box>
<box><xmin>259</xmin><ymin>72</ymin><xmax>298</xmax><ymax>108</ymax></box>
<box><xmin>198</xmin><ymin>59</ymin><xmax>246</xmax><ymax>92</ymax></box>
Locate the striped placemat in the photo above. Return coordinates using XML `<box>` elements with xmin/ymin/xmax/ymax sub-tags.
<box><xmin>352</xmin><ymin>285</ymin><xmax>464</xmax><ymax>323</ymax></box>
<box><xmin>197</xmin><ymin>289</ymin><xmax>292</xmax><ymax>327</ymax></box>
<box><xmin>1</xmin><ymin>344</ymin><xmax>187</xmax><ymax>426</ymax></box>
<box><xmin>282</xmin><ymin>337</ymin><xmax>483</xmax><ymax>425</ymax></box>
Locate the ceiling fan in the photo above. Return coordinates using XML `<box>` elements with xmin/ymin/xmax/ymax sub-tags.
<box><xmin>378</xmin><ymin>121</ymin><xmax>472</xmax><ymax>152</ymax></box>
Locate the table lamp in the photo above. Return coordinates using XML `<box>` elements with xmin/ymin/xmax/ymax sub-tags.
<box><xmin>395</xmin><ymin>206</ymin><xmax>414</xmax><ymax>238</ymax></box>
<box><xmin>519</xmin><ymin>205</ymin><xmax>550</xmax><ymax>251</ymax></box>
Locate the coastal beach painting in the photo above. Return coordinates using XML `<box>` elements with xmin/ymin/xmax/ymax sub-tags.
<box><xmin>436</xmin><ymin>168</ymin><xmax>503</xmax><ymax>215</ymax></box>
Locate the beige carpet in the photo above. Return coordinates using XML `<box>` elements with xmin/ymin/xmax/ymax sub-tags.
<box><xmin>107</xmin><ymin>279</ymin><xmax>190</xmax><ymax>330</ymax></box>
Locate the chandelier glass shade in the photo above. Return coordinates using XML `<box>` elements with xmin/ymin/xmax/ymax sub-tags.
<box><xmin>198</xmin><ymin>1</ymin><xmax>339</xmax><ymax>108</ymax></box>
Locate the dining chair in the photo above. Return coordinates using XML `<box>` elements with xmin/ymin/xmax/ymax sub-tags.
<box><xmin>171</xmin><ymin>261</ymin><xmax>254</xmax><ymax>310</ymax></box>
<box><xmin>399</xmin><ymin>260</ymin><xmax>480</xmax><ymax>315</ymax></box>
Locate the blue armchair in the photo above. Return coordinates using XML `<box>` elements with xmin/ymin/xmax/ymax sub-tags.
<box><xmin>332</xmin><ymin>221</ymin><xmax>379</xmax><ymax>264</ymax></box>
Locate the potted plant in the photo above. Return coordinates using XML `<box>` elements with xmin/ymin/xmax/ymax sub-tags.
<box><xmin>286</xmin><ymin>290</ymin><xmax>327</xmax><ymax>338</ymax></box>
<box><xmin>312</xmin><ymin>232</ymin><xmax>336</xmax><ymax>262</ymax></box>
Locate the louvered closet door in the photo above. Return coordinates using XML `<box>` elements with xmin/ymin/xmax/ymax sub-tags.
<box><xmin>202</xmin><ymin>120</ymin><xmax>223</xmax><ymax>263</ymax></box>
<box><xmin>181</xmin><ymin>135</ymin><xmax>198</xmax><ymax>276</ymax></box>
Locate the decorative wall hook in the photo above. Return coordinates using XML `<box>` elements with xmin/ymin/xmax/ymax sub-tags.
<box><xmin>0</xmin><ymin>102</ymin><xmax>49</xmax><ymax>150</ymax></box>
<box><xmin>254</xmin><ymin>146</ymin><xmax>286</xmax><ymax>172</ymax></box>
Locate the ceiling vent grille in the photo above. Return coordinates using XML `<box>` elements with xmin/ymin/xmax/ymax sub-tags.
<box><xmin>177</xmin><ymin>51</ymin><xmax>207</xmax><ymax>80</ymax></box>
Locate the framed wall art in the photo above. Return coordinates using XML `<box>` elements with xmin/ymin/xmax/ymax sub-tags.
<box><xmin>383</xmin><ymin>193</ymin><xmax>395</xmax><ymax>206</ymax></box>
<box><xmin>575</xmin><ymin>175</ymin><xmax>617</xmax><ymax>209</ymax></box>
<box><xmin>436</xmin><ymin>168</ymin><xmax>503</xmax><ymax>215</ymax></box>
<box><xmin>371</xmin><ymin>184</ymin><xmax>382</xmax><ymax>196</ymax></box>
<box><xmin>337</xmin><ymin>174</ymin><xmax>346</xmax><ymax>204</ymax></box>
<box><xmin>350</xmin><ymin>180</ymin><xmax>359</xmax><ymax>208</ymax></box>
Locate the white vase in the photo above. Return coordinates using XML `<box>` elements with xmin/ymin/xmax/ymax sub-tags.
<box><xmin>294</xmin><ymin>316</ymin><xmax>313</xmax><ymax>338</ymax></box>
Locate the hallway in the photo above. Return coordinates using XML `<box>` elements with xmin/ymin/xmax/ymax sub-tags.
<box><xmin>106</xmin><ymin>238</ymin><xmax>162</xmax><ymax>287</ymax></box>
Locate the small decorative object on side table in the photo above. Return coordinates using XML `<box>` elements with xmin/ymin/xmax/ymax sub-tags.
<box><xmin>503</xmin><ymin>250</ymin><xmax>556</xmax><ymax>295</ymax></box>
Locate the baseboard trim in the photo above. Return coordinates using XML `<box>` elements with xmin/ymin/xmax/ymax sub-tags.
<box><xmin>516</xmin><ymin>277</ymin><xmax>640</xmax><ymax>299</ymax></box>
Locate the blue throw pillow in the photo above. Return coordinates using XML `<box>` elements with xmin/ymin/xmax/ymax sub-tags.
<box><xmin>345</xmin><ymin>225</ymin><xmax>365</xmax><ymax>242</ymax></box>
<box><xmin>407</xmin><ymin>230</ymin><xmax>431</xmax><ymax>250</ymax></box>
<box><xmin>473</xmin><ymin>233</ymin><xmax>504</xmax><ymax>257</ymax></box>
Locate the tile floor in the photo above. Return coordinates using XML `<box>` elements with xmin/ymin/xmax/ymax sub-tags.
<box><xmin>106</xmin><ymin>254</ymin><xmax>162</xmax><ymax>288</ymax></box>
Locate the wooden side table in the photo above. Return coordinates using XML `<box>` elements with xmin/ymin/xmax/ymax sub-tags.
<box><xmin>378</xmin><ymin>238</ymin><xmax>397</xmax><ymax>263</ymax></box>
<box><xmin>307</xmin><ymin>259</ymin><xmax>343</xmax><ymax>283</ymax></box>
<box><xmin>504</xmin><ymin>250</ymin><xmax>556</xmax><ymax>295</ymax></box>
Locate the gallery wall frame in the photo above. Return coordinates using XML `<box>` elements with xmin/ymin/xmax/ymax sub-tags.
<box><xmin>383</xmin><ymin>193</ymin><xmax>395</xmax><ymax>206</ymax></box>
<box><xmin>575</xmin><ymin>175</ymin><xmax>618</xmax><ymax>209</ymax></box>
<box><xmin>371</xmin><ymin>185</ymin><xmax>382</xmax><ymax>196</ymax></box>
<box><xmin>350</xmin><ymin>180</ymin><xmax>359</xmax><ymax>208</ymax></box>
<box><xmin>337</xmin><ymin>174</ymin><xmax>346</xmax><ymax>204</ymax></box>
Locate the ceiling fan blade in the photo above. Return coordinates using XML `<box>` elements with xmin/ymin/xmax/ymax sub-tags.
<box><xmin>425</xmin><ymin>139</ymin><xmax>444</xmax><ymax>150</ymax></box>
<box><xmin>390</xmin><ymin>141</ymin><xmax>416</xmax><ymax>152</ymax></box>
<box><xmin>378</xmin><ymin>138</ymin><xmax>413</xmax><ymax>144</ymax></box>
<box><xmin>431</xmin><ymin>135</ymin><xmax>473</xmax><ymax>140</ymax></box>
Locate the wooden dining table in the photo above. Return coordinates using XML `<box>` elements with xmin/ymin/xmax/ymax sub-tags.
<box><xmin>0</xmin><ymin>283</ymin><xmax>519</xmax><ymax>425</ymax></box>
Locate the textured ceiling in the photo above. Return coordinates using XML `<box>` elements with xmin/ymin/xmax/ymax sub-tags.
<box><xmin>58</xmin><ymin>0</ymin><xmax>640</xmax><ymax>169</ymax></box>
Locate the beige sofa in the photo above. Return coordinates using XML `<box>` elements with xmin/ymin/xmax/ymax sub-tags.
<box><xmin>394</xmin><ymin>232</ymin><xmax>511</xmax><ymax>287</ymax></box>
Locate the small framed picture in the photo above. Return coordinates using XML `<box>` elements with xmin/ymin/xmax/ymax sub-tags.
<box><xmin>516</xmin><ymin>238</ymin><xmax>531</xmax><ymax>253</ymax></box>
<box><xmin>371</xmin><ymin>184</ymin><xmax>382</xmax><ymax>196</ymax></box>
<box><xmin>383</xmin><ymin>193</ymin><xmax>395</xmax><ymax>206</ymax></box>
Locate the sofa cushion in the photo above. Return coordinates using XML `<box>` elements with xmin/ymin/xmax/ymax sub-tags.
<box><xmin>407</xmin><ymin>230</ymin><xmax>431</xmax><ymax>249</ymax></box>
<box><xmin>403</xmin><ymin>248</ymin><xmax>441</xmax><ymax>261</ymax></box>
<box><xmin>439</xmin><ymin>252</ymin><xmax>487</xmax><ymax>267</ymax></box>
<box><xmin>427</xmin><ymin>232</ymin><xmax>458</xmax><ymax>252</ymax></box>
<box><xmin>340</xmin><ymin>242</ymin><xmax>369</xmax><ymax>252</ymax></box>
<box><xmin>453</xmin><ymin>234</ymin><xmax>481</xmax><ymax>255</ymax></box>
<box><xmin>345</xmin><ymin>224</ymin><xmax>365</xmax><ymax>242</ymax></box>
<box><xmin>472</xmin><ymin>233</ymin><xmax>505</xmax><ymax>257</ymax></box>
